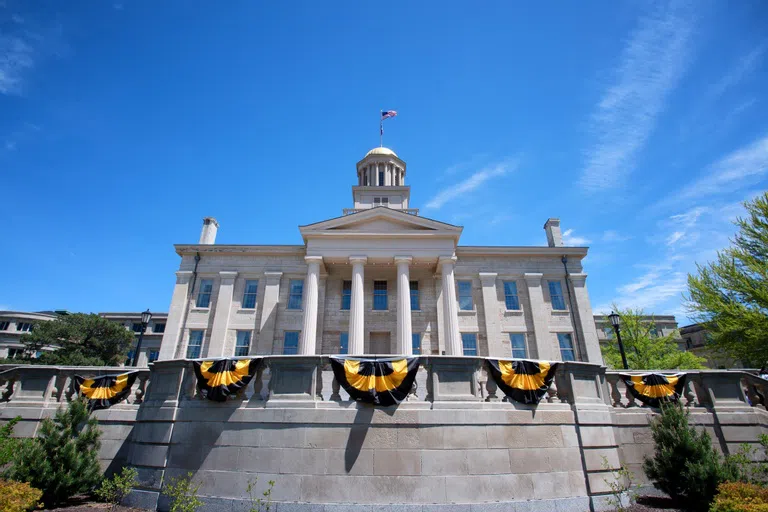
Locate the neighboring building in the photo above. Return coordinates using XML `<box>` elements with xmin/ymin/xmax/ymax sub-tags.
<box><xmin>595</xmin><ymin>314</ymin><xmax>683</xmax><ymax>351</ymax></box>
<box><xmin>0</xmin><ymin>310</ymin><xmax>66</xmax><ymax>359</ymax></box>
<box><xmin>679</xmin><ymin>322</ymin><xmax>742</xmax><ymax>369</ymax></box>
<box><xmin>158</xmin><ymin>146</ymin><xmax>604</xmax><ymax>363</ymax></box>
<box><xmin>99</xmin><ymin>312</ymin><xmax>169</xmax><ymax>366</ymax></box>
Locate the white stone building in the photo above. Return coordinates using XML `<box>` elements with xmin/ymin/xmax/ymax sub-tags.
<box><xmin>0</xmin><ymin>311</ymin><xmax>63</xmax><ymax>359</ymax></box>
<box><xmin>157</xmin><ymin>147</ymin><xmax>604</xmax><ymax>363</ymax></box>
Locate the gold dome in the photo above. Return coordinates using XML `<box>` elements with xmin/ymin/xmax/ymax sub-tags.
<box><xmin>365</xmin><ymin>147</ymin><xmax>398</xmax><ymax>157</ymax></box>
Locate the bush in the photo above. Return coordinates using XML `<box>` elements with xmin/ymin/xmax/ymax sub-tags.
<box><xmin>0</xmin><ymin>479</ymin><xmax>43</xmax><ymax>512</ymax></box>
<box><xmin>0</xmin><ymin>416</ymin><xmax>22</xmax><ymax>467</ymax></box>
<box><xmin>95</xmin><ymin>466</ymin><xmax>139</xmax><ymax>511</ymax></box>
<box><xmin>5</xmin><ymin>398</ymin><xmax>102</xmax><ymax>507</ymax></box>
<box><xmin>727</xmin><ymin>434</ymin><xmax>768</xmax><ymax>485</ymax></box>
<box><xmin>643</xmin><ymin>403</ymin><xmax>738</xmax><ymax>511</ymax></box>
<box><xmin>710</xmin><ymin>482</ymin><xmax>768</xmax><ymax>512</ymax></box>
<box><xmin>163</xmin><ymin>472</ymin><xmax>202</xmax><ymax>512</ymax></box>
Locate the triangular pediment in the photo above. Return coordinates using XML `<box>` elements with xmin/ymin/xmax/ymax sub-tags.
<box><xmin>299</xmin><ymin>207</ymin><xmax>463</xmax><ymax>241</ymax></box>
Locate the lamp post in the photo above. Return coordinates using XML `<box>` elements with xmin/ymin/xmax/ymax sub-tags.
<box><xmin>132</xmin><ymin>309</ymin><xmax>152</xmax><ymax>367</ymax></box>
<box><xmin>608</xmin><ymin>311</ymin><xmax>629</xmax><ymax>370</ymax></box>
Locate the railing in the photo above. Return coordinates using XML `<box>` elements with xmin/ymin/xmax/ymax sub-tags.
<box><xmin>0</xmin><ymin>365</ymin><xmax>151</xmax><ymax>406</ymax></box>
<box><xmin>342</xmin><ymin>208</ymin><xmax>419</xmax><ymax>216</ymax></box>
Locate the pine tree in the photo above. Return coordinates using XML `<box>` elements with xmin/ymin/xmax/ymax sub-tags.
<box><xmin>6</xmin><ymin>398</ymin><xmax>102</xmax><ymax>507</ymax></box>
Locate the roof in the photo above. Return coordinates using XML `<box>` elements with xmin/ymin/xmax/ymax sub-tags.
<box><xmin>365</xmin><ymin>147</ymin><xmax>397</xmax><ymax>157</ymax></box>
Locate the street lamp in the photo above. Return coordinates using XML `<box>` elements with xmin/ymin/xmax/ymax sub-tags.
<box><xmin>132</xmin><ymin>309</ymin><xmax>152</xmax><ymax>367</ymax></box>
<box><xmin>608</xmin><ymin>311</ymin><xmax>629</xmax><ymax>370</ymax></box>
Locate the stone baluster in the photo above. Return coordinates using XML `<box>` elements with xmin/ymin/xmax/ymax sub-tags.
<box><xmin>252</xmin><ymin>364</ymin><xmax>265</xmax><ymax>401</ymax></box>
<box><xmin>753</xmin><ymin>378</ymin><xmax>768</xmax><ymax>409</ymax></box>
<box><xmin>684</xmin><ymin>378</ymin><xmax>697</xmax><ymax>407</ymax></box>
<box><xmin>134</xmin><ymin>373</ymin><xmax>149</xmax><ymax>404</ymax></box>
<box><xmin>608</xmin><ymin>375</ymin><xmax>623</xmax><ymax>407</ymax></box>
<box><xmin>546</xmin><ymin>379</ymin><xmax>558</xmax><ymax>404</ymax></box>
<box><xmin>624</xmin><ymin>380</ymin><xmax>637</xmax><ymax>408</ymax></box>
<box><xmin>315</xmin><ymin>363</ymin><xmax>324</xmax><ymax>401</ymax></box>
<box><xmin>330</xmin><ymin>375</ymin><xmax>341</xmax><ymax>402</ymax></box>
<box><xmin>0</xmin><ymin>374</ymin><xmax>16</xmax><ymax>402</ymax></box>
<box><xmin>485</xmin><ymin>375</ymin><xmax>499</xmax><ymax>402</ymax></box>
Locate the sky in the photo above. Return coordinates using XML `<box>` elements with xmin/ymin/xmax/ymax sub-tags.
<box><xmin>1</xmin><ymin>1</ymin><xmax>767</xmax><ymax>325</ymax></box>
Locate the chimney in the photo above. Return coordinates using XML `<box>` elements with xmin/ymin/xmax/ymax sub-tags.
<box><xmin>544</xmin><ymin>218</ymin><xmax>562</xmax><ymax>247</ymax></box>
<box><xmin>199</xmin><ymin>217</ymin><xmax>219</xmax><ymax>244</ymax></box>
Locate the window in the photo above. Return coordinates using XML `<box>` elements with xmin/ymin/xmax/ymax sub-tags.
<box><xmin>412</xmin><ymin>333</ymin><xmax>421</xmax><ymax>355</ymax></box>
<box><xmin>287</xmin><ymin>279</ymin><xmax>304</xmax><ymax>309</ymax></box>
<box><xmin>132</xmin><ymin>323</ymin><xmax>144</xmax><ymax>333</ymax></box>
<box><xmin>558</xmin><ymin>333</ymin><xmax>575</xmax><ymax>361</ymax></box>
<box><xmin>602</xmin><ymin>327</ymin><xmax>614</xmax><ymax>339</ymax></box>
<box><xmin>8</xmin><ymin>348</ymin><xmax>23</xmax><ymax>359</ymax></box>
<box><xmin>0</xmin><ymin>321</ymin><xmax>9</xmax><ymax>331</ymax></box>
<box><xmin>382</xmin><ymin>197</ymin><xmax>389</xmax><ymax>206</ymax></box>
<box><xmin>378</xmin><ymin>170</ymin><xmax>384</xmax><ymax>186</ymax></box>
<box><xmin>458</xmin><ymin>281</ymin><xmax>473</xmax><ymax>311</ymax></box>
<box><xmin>187</xmin><ymin>330</ymin><xmax>204</xmax><ymax>358</ymax></box>
<box><xmin>17</xmin><ymin>322</ymin><xmax>33</xmax><ymax>332</ymax></box>
<box><xmin>410</xmin><ymin>281</ymin><xmax>420</xmax><ymax>310</ymax></box>
<box><xmin>373</xmin><ymin>281</ymin><xmax>388</xmax><ymax>310</ymax></box>
<box><xmin>283</xmin><ymin>331</ymin><xmax>299</xmax><ymax>355</ymax></box>
<box><xmin>548</xmin><ymin>281</ymin><xmax>566</xmax><ymax>311</ymax></box>
<box><xmin>126</xmin><ymin>350</ymin><xmax>135</xmax><ymax>363</ymax></box>
<box><xmin>196</xmin><ymin>279</ymin><xmax>213</xmax><ymax>308</ymax></box>
<box><xmin>374</xmin><ymin>197</ymin><xmax>381</xmax><ymax>206</ymax></box>
<box><xmin>503</xmin><ymin>281</ymin><xmax>520</xmax><ymax>310</ymax></box>
<box><xmin>235</xmin><ymin>331</ymin><xmax>251</xmax><ymax>357</ymax></box>
<box><xmin>685</xmin><ymin>338</ymin><xmax>692</xmax><ymax>349</ymax></box>
<box><xmin>153</xmin><ymin>323</ymin><xmax>166</xmax><ymax>334</ymax></box>
<box><xmin>650</xmin><ymin>325</ymin><xmax>659</xmax><ymax>337</ymax></box>
<box><xmin>243</xmin><ymin>280</ymin><xmax>259</xmax><ymax>309</ymax></box>
<box><xmin>341</xmin><ymin>280</ymin><xmax>351</xmax><ymax>310</ymax></box>
<box><xmin>510</xmin><ymin>333</ymin><xmax>527</xmax><ymax>358</ymax></box>
<box><xmin>461</xmin><ymin>333</ymin><xmax>477</xmax><ymax>356</ymax></box>
<box><xmin>148</xmin><ymin>351</ymin><xmax>160</xmax><ymax>363</ymax></box>
<box><xmin>340</xmin><ymin>332</ymin><xmax>349</xmax><ymax>354</ymax></box>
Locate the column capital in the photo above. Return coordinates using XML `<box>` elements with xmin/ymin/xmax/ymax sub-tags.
<box><xmin>305</xmin><ymin>255</ymin><xmax>323</xmax><ymax>265</ymax></box>
<box><xmin>569</xmin><ymin>273</ymin><xmax>588</xmax><ymax>286</ymax></box>
<box><xmin>349</xmin><ymin>255</ymin><xmax>368</xmax><ymax>265</ymax></box>
<box><xmin>219</xmin><ymin>271</ymin><xmax>238</xmax><ymax>281</ymax></box>
<box><xmin>394</xmin><ymin>255</ymin><xmax>413</xmax><ymax>265</ymax></box>
<box><xmin>438</xmin><ymin>255</ymin><xmax>457</xmax><ymax>267</ymax></box>
<box><xmin>479</xmin><ymin>272</ymin><xmax>498</xmax><ymax>285</ymax></box>
<box><xmin>264</xmin><ymin>271</ymin><xmax>283</xmax><ymax>284</ymax></box>
<box><xmin>175</xmin><ymin>271</ymin><xmax>193</xmax><ymax>283</ymax></box>
<box><xmin>524</xmin><ymin>273</ymin><xmax>543</xmax><ymax>285</ymax></box>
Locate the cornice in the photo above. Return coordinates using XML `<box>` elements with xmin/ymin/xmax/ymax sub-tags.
<box><xmin>175</xmin><ymin>245</ymin><xmax>306</xmax><ymax>256</ymax></box>
<box><xmin>457</xmin><ymin>246</ymin><xmax>588</xmax><ymax>258</ymax></box>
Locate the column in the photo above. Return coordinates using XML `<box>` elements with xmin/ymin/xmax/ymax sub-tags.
<box><xmin>348</xmin><ymin>256</ymin><xmax>367</xmax><ymax>355</ymax></box>
<box><xmin>207</xmin><ymin>271</ymin><xmax>238</xmax><ymax>358</ymax></box>
<box><xmin>524</xmin><ymin>273</ymin><xmax>558</xmax><ymax>360</ymax></box>
<box><xmin>299</xmin><ymin>256</ymin><xmax>322</xmax><ymax>355</ymax></box>
<box><xmin>438</xmin><ymin>256</ymin><xmax>462</xmax><ymax>356</ymax></box>
<box><xmin>257</xmin><ymin>272</ymin><xmax>283</xmax><ymax>354</ymax></box>
<box><xmin>395</xmin><ymin>256</ymin><xmax>413</xmax><ymax>354</ymax></box>
<box><xmin>479</xmin><ymin>272</ymin><xmax>504</xmax><ymax>357</ymax></box>
<box><xmin>434</xmin><ymin>274</ymin><xmax>444</xmax><ymax>354</ymax></box>
<box><xmin>159</xmin><ymin>270</ymin><xmax>192</xmax><ymax>360</ymax></box>
<box><xmin>569</xmin><ymin>273</ymin><xmax>604</xmax><ymax>365</ymax></box>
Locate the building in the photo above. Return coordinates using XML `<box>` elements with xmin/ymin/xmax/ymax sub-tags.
<box><xmin>0</xmin><ymin>310</ymin><xmax>167</xmax><ymax>365</ymax></box>
<box><xmin>158</xmin><ymin>146</ymin><xmax>604</xmax><ymax>363</ymax></box>
<box><xmin>595</xmin><ymin>314</ymin><xmax>683</xmax><ymax>351</ymax></box>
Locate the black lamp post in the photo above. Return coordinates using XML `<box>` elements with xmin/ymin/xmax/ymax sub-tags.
<box><xmin>132</xmin><ymin>309</ymin><xmax>152</xmax><ymax>367</ymax></box>
<box><xmin>608</xmin><ymin>311</ymin><xmax>629</xmax><ymax>370</ymax></box>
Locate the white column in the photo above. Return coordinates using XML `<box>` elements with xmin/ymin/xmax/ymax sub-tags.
<box><xmin>395</xmin><ymin>256</ymin><xmax>413</xmax><ymax>354</ymax></box>
<box><xmin>434</xmin><ymin>274</ymin><xmax>444</xmax><ymax>354</ymax></box>
<box><xmin>299</xmin><ymin>256</ymin><xmax>322</xmax><ymax>355</ymax></box>
<box><xmin>257</xmin><ymin>272</ymin><xmax>282</xmax><ymax>354</ymax></box>
<box><xmin>159</xmin><ymin>271</ymin><xmax>192</xmax><ymax>360</ymax></box>
<box><xmin>207</xmin><ymin>271</ymin><xmax>238</xmax><ymax>358</ymax></box>
<box><xmin>524</xmin><ymin>273</ymin><xmax>558</xmax><ymax>360</ymax></box>
<box><xmin>348</xmin><ymin>256</ymin><xmax>367</xmax><ymax>355</ymax></box>
<box><xmin>569</xmin><ymin>273</ymin><xmax>604</xmax><ymax>365</ymax></box>
<box><xmin>479</xmin><ymin>272</ymin><xmax>503</xmax><ymax>357</ymax></box>
<box><xmin>439</xmin><ymin>256</ymin><xmax>462</xmax><ymax>355</ymax></box>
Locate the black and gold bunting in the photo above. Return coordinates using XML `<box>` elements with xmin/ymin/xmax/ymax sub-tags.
<box><xmin>486</xmin><ymin>359</ymin><xmax>559</xmax><ymax>404</ymax></box>
<box><xmin>192</xmin><ymin>358</ymin><xmax>262</xmax><ymax>402</ymax></box>
<box><xmin>620</xmin><ymin>373</ymin><xmax>687</xmax><ymax>407</ymax></box>
<box><xmin>330</xmin><ymin>356</ymin><xmax>419</xmax><ymax>406</ymax></box>
<box><xmin>73</xmin><ymin>372</ymin><xmax>139</xmax><ymax>411</ymax></box>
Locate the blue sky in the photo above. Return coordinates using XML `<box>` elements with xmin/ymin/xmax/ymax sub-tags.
<box><xmin>1</xmin><ymin>1</ymin><xmax>767</xmax><ymax>324</ymax></box>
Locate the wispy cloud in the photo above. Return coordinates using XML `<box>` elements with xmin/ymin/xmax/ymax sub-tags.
<box><xmin>580</xmin><ymin>0</ymin><xmax>694</xmax><ymax>192</ymax></box>
<box><xmin>676</xmin><ymin>134</ymin><xmax>768</xmax><ymax>202</ymax></box>
<box><xmin>666</xmin><ymin>231</ymin><xmax>685</xmax><ymax>246</ymax></box>
<box><xmin>0</xmin><ymin>33</ymin><xmax>34</xmax><ymax>95</ymax></box>
<box><xmin>594</xmin><ymin>269</ymin><xmax>688</xmax><ymax>314</ymax></box>
<box><xmin>426</xmin><ymin>160</ymin><xmax>516</xmax><ymax>210</ymax></box>
<box><xmin>602</xmin><ymin>230</ymin><xmax>633</xmax><ymax>242</ymax></box>
<box><xmin>562</xmin><ymin>229</ymin><xmax>591</xmax><ymax>246</ymax></box>
<box><xmin>707</xmin><ymin>41</ymin><xmax>767</xmax><ymax>99</ymax></box>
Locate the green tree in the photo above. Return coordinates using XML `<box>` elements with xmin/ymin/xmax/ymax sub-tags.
<box><xmin>6</xmin><ymin>398</ymin><xmax>102</xmax><ymax>507</ymax></box>
<box><xmin>686</xmin><ymin>192</ymin><xmax>768</xmax><ymax>367</ymax></box>
<box><xmin>601</xmin><ymin>305</ymin><xmax>706</xmax><ymax>370</ymax></box>
<box><xmin>22</xmin><ymin>313</ymin><xmax>134</xmax><ymax>366</ymax></box>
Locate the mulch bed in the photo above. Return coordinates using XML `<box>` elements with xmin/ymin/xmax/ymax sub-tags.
<box><xmin>627</xmin><ymin>495</ymin><xmax>683</xmax><ymax>512</ymax></box>
<box><xmin>41</xmin><ymin>499</ymin><xmax>149</xmax><ymax>512</ymax></box>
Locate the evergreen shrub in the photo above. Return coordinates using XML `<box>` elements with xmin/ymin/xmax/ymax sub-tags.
<box><xmin>710</xmin><ymin>482</ymin><xmax>768</xmax><ymax>512</ymax></box>
<box><xmin>0</xmin><ymin>479</ymin><xmax>43</xmax><ymax>512</ymax></box>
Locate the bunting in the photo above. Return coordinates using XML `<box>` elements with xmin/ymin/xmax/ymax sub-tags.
<box><xmin>486</xmin><ymin>359</ymin><xmax>559</xmax><ymax>404</ymax></box>
<box><xmin>73</xmin><ymin>371</ymin><xmax>139</xmax><ymax>411</ymax></box>
<box><xmin>192</xmin><ymin>358</ymin><xmax>262</xmax><ymax>402</ymax></box>
<box><xmin>620</xmin><ymin>373</ymin><xmax>687</xmax><ymax>407</ymax></box>
<box><xmin>330</xmin><ymin>356</ymin><xmax>419</xmax><ymax>406</ymax></box>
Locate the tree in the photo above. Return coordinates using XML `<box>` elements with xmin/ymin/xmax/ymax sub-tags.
<box><xmin>22</xmin><ymin>313</ymin><xmax>134</xmax><ymax>366</ymax></box>
<box><xmin>686</xmin><ymin>192</ymin><xmax>768</xmax><ymax>367</ymax></box>
<box><xmin>6</xmin><ymin>398</ymin><xmax>102</xmax><ymax>507</ymax></box>
<box><xmin>601</xmin><ymin>305</ymin><xmax>706</xmax><ymax>370</ymax></box>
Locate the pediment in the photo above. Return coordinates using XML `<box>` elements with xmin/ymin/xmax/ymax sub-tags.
<box><xmin>299</xmin><ymin>208</ymin><xmax>462</xmax><ymax>241</ymax></box>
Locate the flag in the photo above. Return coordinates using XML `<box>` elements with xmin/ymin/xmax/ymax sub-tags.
<box><xmin>486</xmin><ymin>359</ymin><xmax>559</xmax><ymax>404</ymax></box>
<box><xmin>381</xmin><ymin>110</ymin><xmax>397</xmax><ymax>120</ymax></box>
<box><xmin>620</xmin><ymin>373</ymin><xmax>687</xmax><ymax>408</ymax></box>
<box><xmin>192</xmin><ymin>358</ymin><xmax>262</xmax><ymax>402</ymax></box>
<box><xmin>73</xmin><ymin>371</ymin><xmax>139</xmax><ymax>410</ymax></box>
<box><xmin>330</xmin><ymin>356</ymin><xmax>419</xmax><ymax>406</ymax></box>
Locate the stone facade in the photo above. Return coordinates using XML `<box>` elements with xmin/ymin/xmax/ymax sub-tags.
<box><xmin>158</xmin><ymin>147</ymin><xmax>604</xmax><ymax>366</ymax></box>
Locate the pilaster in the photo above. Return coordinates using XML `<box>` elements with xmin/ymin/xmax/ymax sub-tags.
<box><xmin>569</xmin><ymin>273</ymin><xmax>604</xmax><ymax>365</ymax></box>
<box><xmin>158</xmin><ymin>271</ymin><xmax>192</xmax><ymax>361</ymax></box>
<box><xmin>439</xmin><ymin>256</ymin><xmax>462</xmax><ymax>356</ymax></box>
<box><xmin>207</xmin><ymin>271</ymin><xmax>238</xmax><ymax>358</ymax></box>
<box><xmin>525</xmin><ymin>273</ymin><xmax>558</xmax><ymax>361</ymax></box>
<box><xmin>257</xmin><ymin>272</ymin><xmax>283</xmax><ymax>354</ymax></box>
<box><xmin>479</xmin><ymin>272</ymin><xmax>503</xmax><ymax>357</ymax></box>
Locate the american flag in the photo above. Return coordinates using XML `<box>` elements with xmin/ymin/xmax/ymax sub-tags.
<box><xmin>381</xmin><ymin>110</ymin><xmax>397</xmax><ymax>120</ymax></box>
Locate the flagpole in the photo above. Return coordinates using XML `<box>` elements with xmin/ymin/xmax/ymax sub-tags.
<box><xmin>380</xmin><ymin>110</ymin><xmax>383</xmax><ymax>147</ymax></box>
